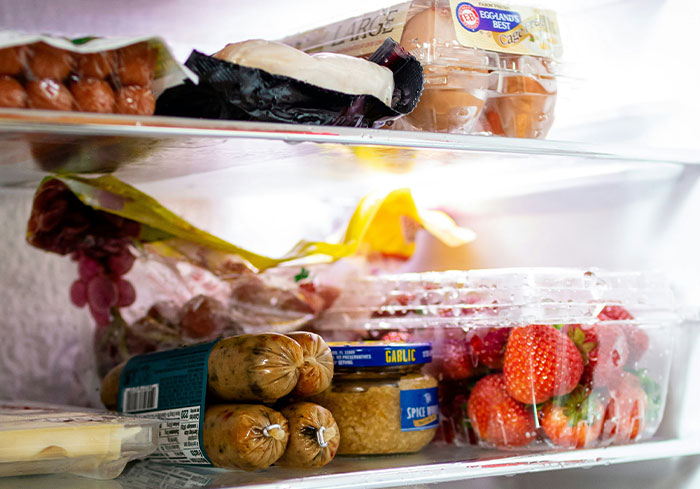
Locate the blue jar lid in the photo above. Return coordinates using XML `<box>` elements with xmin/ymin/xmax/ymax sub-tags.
<box><xmin>328</xmin><ymin>341</ymin><xmax>432</xmax><ymax>368</ymax></box>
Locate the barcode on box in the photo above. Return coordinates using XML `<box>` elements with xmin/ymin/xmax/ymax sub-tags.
<box><xmin>123</xmin><ymin>384</ymin><xmax>159</xmax><ymax>412</ymax></box>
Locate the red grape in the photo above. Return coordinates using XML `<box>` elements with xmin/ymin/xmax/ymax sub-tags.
<box><xmin>87</xmin><ymin>275</ymin><xmax>117</xmax><ymax>312</ymax></box>
<box><xmin>70</xmin><ymin>279</ymin><xmax>87</xmax><ymax>307</ymax></box>
<box><xmin>78</xmin><ymin>256</ymin><xmax>102</xmax><ymax>281</ymax></box>
<box><xmin>116</xmin><ymin>279</ymin><xmax>136</xmax><ymax>307</ymax></box>
<box><xmin>107</xmin><ymin>249</ymin><xmax>135</xmax><ymax>276</ymax></box>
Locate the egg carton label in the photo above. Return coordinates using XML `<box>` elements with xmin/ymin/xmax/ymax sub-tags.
<box><xmin>280</xmin><ymin>2</ymin><xmax>411</xmax><ymax>57</ymax></box>
<box><xmin>400</xmin><ymin>387</ymin><xmax>439</xmax><ymax>431</ymax></box>
<box><xmin>448</xmin><ymin>1</ymin><xmax>562</xmax><ymax>59</ymax></box>
<box><xmin>118</xmin><ymin>341</ymin><xmax>219</xmax><ymax>465</ymax></box>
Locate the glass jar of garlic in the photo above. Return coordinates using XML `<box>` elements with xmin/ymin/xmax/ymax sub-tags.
<box><xmin>311</xmin><ymin>341</ymin><xmax>438</xmax><ymax>455</ymax></box>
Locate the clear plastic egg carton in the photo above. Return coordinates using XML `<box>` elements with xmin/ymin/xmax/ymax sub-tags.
<box><xmin>315</xmin><ymin>268</ymin><xmax>679</xmax><ymax>451</ymax></box>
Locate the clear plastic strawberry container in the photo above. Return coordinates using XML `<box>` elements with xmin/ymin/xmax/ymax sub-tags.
<box><xmin>314</xmin><ymin>268</ymin><xmax>678</xmax><ymax>451</ymax></box>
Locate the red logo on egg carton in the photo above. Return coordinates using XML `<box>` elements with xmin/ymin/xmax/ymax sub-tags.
<box><xmin>456</xmin><ymin>3</ymin><xmax>480</xmax><ymax>32</ymax></box>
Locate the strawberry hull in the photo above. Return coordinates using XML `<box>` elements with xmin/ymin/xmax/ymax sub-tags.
<box><xmin>316</xmin><ymin>268</ymin><xmax>678</xmax><ymax>452</ymax></box>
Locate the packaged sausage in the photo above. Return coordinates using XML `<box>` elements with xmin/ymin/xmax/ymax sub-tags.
<box><xmin>287</xmin><ymin>332</ymin><xmax>334</xmax><ymax>398</ymax></box>
<box><xmin>99</xmin><ymin>333</ymin><xmax>303</xmax><ymax>468</ymax></box>
<box><xmin>0</xmin><ymin>31</ymin><xmax>192</xmax><ymax>115</ymax></box>
<box><xmin>0</xmin><ymin>401</ymin><xmax>158</xmax><ymax>479</ymax></box>
<box><xmin>202</xmin><ymin>404</ymin><xmax>289</xmax><ymax>471</ymax></box>
<box><xmin>276</xmin><ymin>402</ymin><xmax>339</xmax><ymax>468</ymax></box>
<box><xmin>282</xmin><ymin>0</ymin><xmax>562</xmax><ymax>138</ymax></box>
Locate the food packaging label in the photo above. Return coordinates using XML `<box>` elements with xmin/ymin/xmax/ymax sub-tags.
<box><xmin>117</xmin><ymin>341</ymin><xmax>218</xmax><ymax>465</ymax></box>
<box><xmin>281</xmin><ymin>3</ymin><xmax>412</xmax><ymax>57</ymax></box>
<box><xmin>400</xmin><ymin>387</ymin><xmax>439</xmax><ymax>431</ymax></box>
<box><xmin>447</xmin><ymin>1</ymin><xmax>562</xmax><ymax>59</ymax></box>
<box><xmin>328</xmin><ymin>341</ymin><xmax>433</xmax><ymax>367</ymax></box>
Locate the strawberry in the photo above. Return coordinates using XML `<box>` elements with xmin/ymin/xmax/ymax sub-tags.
<box><xmin>372</xmin><ymin>293</ymin><xmax>415</xmax><ymax>318</ymax></box>
<box><xmin>380</xmin><ymin>331</ymin><xmax>412</xmax><ymax>343</ymax></box>
<box><xmin>441</xmin><ymin>337</ymin><xmax>476</xmax><ymax>380</ymax></box>
<box><xmin>539</xmin><ymin>386</ymin><xmax>604</xmax><ymax>448</ymax></box>
<box><xmin>598</xmin><ymin>305</ymin><xmax>649</xmax><ymax>363</ymax></box>
<box><xmin>601</xmin><ymin>371</ymin><xmax>648</xmax><ymax>444</ymax></box>
<box><xmin>566</xmin><ymin>324</ymin><xmax>629</xmax><ymax>388</ymax></box>
<box><xmin>469</xmin><ymin>327</ymin><xmax>511</xmax><ymax>369</ymax></box>
<box><xmin>467</xmin><ymin>374</ymin><xmax>536</xmax><ymax>447</ymax></box>
<box><xmin>503</xmin><ymin>324</ymin><xmax>583</xmax><ymax>404</ymax></box>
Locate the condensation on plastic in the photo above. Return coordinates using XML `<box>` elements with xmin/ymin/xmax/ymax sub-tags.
<box><xmin>0</xmin><ymin>401</ymin><xmax>158</xmax><ymax>479</ymax></box>
<box><xmin>315</xmin><ymin>268</ymin><xmax>679</xmax><ymax>451</ymax></box>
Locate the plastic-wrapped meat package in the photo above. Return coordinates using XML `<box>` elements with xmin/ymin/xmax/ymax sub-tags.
<box><xmin>0</xmin><ymin>32</ymin><xmax>189</xmax><ymax>115</ymax></box>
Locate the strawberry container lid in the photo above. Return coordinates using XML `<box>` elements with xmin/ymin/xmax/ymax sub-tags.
<box><xmin>328</xmin><ymin>341</ymin><xmax>433</xmax><ymax>368</ymax></box>
<box><xmin>317</xmin><ymin>268</ymin><xmax>678</xmax><ymax>330</ymax></box>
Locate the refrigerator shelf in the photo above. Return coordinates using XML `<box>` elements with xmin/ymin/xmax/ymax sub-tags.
<box><xmin>0</xmin><ymin>109</ymin><xmax>696</xmax><ymax>191</ymax></box>
<box><xmin>2</xmin><ymin>437</ymin><xmax>699</xmax><ymax>489</ymax></box>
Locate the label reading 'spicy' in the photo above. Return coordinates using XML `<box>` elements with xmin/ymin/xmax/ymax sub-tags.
<box><xmin>448</xmin><ymin>1</ymin><xmax>562</xmax><ymax>59</ymax></box>
<box><xmin>400</xmin><ymin>387</ymin><xmax>439</xmax><ymax>431</ymax></box>
<box><xmin>118</xmin><ymin>341</ymin><xmax>218</xmax><ymax>465</ymax></box>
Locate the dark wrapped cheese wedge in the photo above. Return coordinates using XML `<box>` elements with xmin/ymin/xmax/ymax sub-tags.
<box><xmin>155</xmin><ymin>38</ymin><xmax>423</xmax><ymax>128</ymax></box>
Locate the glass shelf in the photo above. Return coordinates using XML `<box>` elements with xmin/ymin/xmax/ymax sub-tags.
<box><xmin>0</xmin><ymin>109</ymin><xmax>696</xmax><ymax>192</ymax></box>
<box><xmin>1</xmin><ymin>438</ymin><xmax>698</xmax><ymax>489</ymax></box>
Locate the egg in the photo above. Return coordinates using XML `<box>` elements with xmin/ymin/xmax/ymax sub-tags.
<box><xmin>484</xmin><ymin>55</ymin><xmax>557</xmax><ymax>138</ymax></box>
<box><xmin>70</xmin><ymin>78</ymin><xmax>115</xmax><ymax>113</ymax></box>
<box><xmin>399</xmin><ymin>6</ymin><xmax>490</xmax><ymax>133</ymax></box>
<box><xmin>0</xmin><ymin>76</ymin><xmax>27</xmax><ymax>108</ymax></box>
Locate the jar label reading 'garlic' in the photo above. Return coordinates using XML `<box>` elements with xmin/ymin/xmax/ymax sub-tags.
<box><xmin>118</xmin><ymin>341</ymin><xmax>219</xmax><ymax>465</ymax></box>
<box><xmin>400</xmin><ymin>387</ymin><xmax>439</xmax><ymax>431</ymax></box>
<box><xmin>448</xmin><ymin>1</ymin><xmax>563</xmax><ymax>59</ymax></box>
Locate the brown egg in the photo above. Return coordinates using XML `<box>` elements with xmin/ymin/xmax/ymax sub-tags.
<box><xmin>487</xmin><ymin>55</ymin><xmax>557</xmax><ymax>138</ymax></box>
<box><xmin>26</xmin><ymin>79</ymin><xmax>74</xmax><ymax>111</ymax></box>
<box><xmin>114</xmin><ymin>85</ymin><xmax>155</xmax><ymax>115</ymax></box>
<box><xmin>399</xmin><ymin>6</ymin><xmax>489</xmax><ymax>133</ymax></box>
<box><xmin>0</xmin><ymin>46</ymin><xmax>27</xmax><ymax>75</ymax></box>
<box><xmin>27</xmin><ymin>43</ymin><xmax>74</xmax><ymax>80</ymax></box>
<box><xmin>116</xmin><ymin>42</ymin><xmax>156</xmax><ymax>87</ymax></box>
<box><xmin>70</xmin><ymin>78</ymin><xmax>115</xmax><ymax>113</ymax></box>
<box><xmin>0</xmin><ymin>76</ymin><xmax>27</xmax><ymax>108</ymax></box>
<box><xmin>76</xmin><ymin>51</ymin><xmax>116</xmax><ymax>79</ymax></box>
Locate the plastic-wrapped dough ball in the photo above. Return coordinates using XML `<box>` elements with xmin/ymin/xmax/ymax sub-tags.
<box><xmin>0</xmin><ymin>46</ymin><xmax>26</xmax><ymax>75</ymax></box>
<box><xmin>0</xmin><ymin>76</ymin><xmax>27</xmax><ymax>108</ymax></box>
<box><xmin>70</xmin><ymin>78</ymin><xmax>115</xmax><ymax>113</ymax></box>
<box><xmin>27</xmin><ymin>43</ymin><xmax>74</xmax><ymax>80</ymax></box>
<box><xmin>76</xmin><ymin>51</ymin><xmax>116</xmax><ymax>79</ymax></box>
<box><xmin>26</xmin><ymin>79</ymin><xmax>73</xmax><ymax>111</ymax></box>
<box><xmin>114</xmin><ymin>86</ymin><xmax>155</xmax><ymax>115</ymax></box>
<box><xmin>116</xmin><ymin>42</ymin><xmax>157</xmax><ymax>87</ymax></box>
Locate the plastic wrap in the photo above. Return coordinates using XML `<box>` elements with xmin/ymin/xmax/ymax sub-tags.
<box><xmin>25</xmin><ymin>177</ymin><xmax>473</xmax><ymax>377</ymax></box>
<box><xmin>155</xmin><ymin>38</ymin><xmax>423</xmax><ymax>128</ymax></box>
<box><xmin>315</xmin><ymin>268</ymin><xmax>677</xmax><ymax>450</ymax></box>
<box><xmin>0</xmin><ymin>401</ymin><xmax>158</xmax><ymax>479</ymax></box>
<box><xmin>282</xmin><ymin>0</ymin><xmax>561</xmax><ymax>137</ymax></box>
